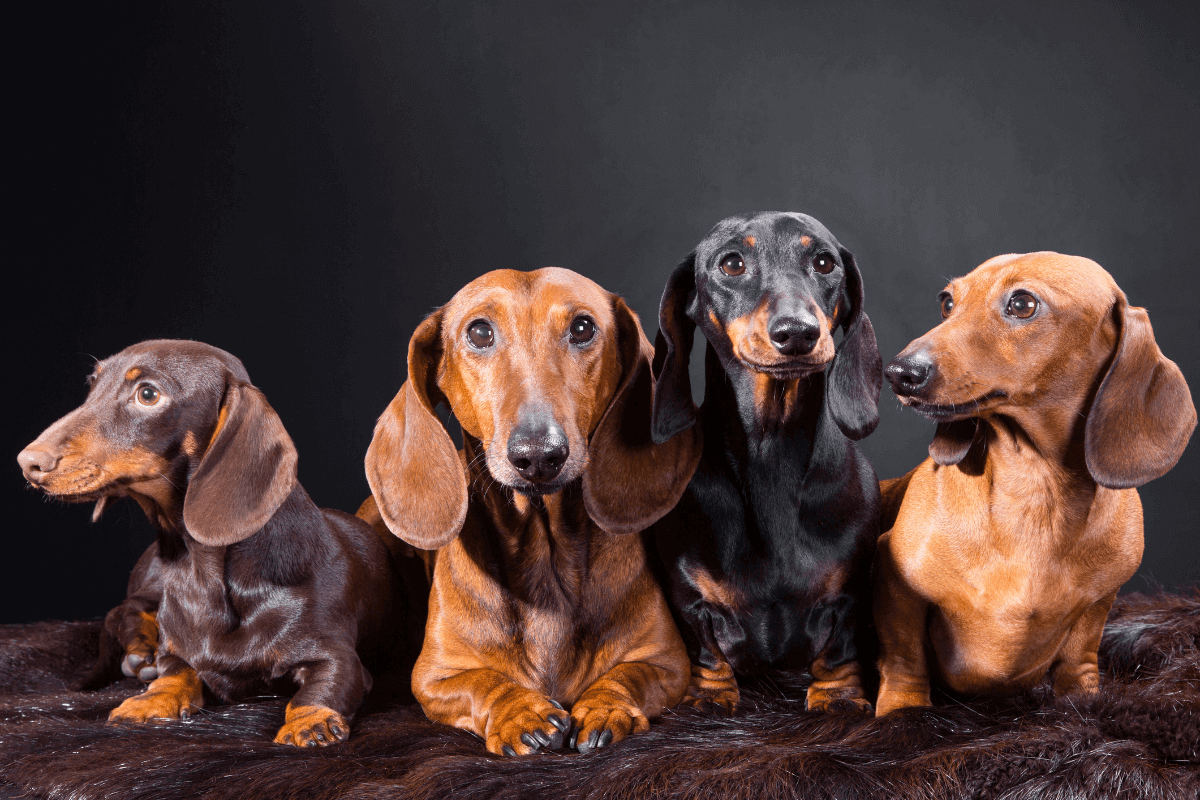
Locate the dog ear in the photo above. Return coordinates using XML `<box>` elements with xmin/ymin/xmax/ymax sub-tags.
<box><xmin>1085</xmin><ymin>296</ymin><xmax>1196</xmax><ymax>489</ymax></box>
<box><xmin>651</xmin><ymin>254</ymin><xmax>699</xmax><ymax>444</ymax></box>
<box><xmin>585</xmin><ymin>296</ymin><xmax>703</xmax><ymax>535</ymax></box>
<box><xmin>929</xmin><ymin>419</ymin><xmax>983</xmax><ymax>467</ymax></box>
<box><xmin>365</xmin><ymin>309</ymin><xmax>468</xmax><ymax>549</ymax></box>
<box><xmin>826</xmin><ymin>248</ymin><xmax>882</xmax><ymax>440</ymax></box>
<box><xmin>183</xmin><ymin>381</ymin><xmax>298</xmax><ymax>546</ymax></box>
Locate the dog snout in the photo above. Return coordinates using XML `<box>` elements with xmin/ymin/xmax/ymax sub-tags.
<box><xmin>18</xmin><ymin>446</ymin><xmax>61</xmax><ymax>484</ymax></box>
<box><xmin>885</xmin><ymin>354</ymin><xmax>935</xmax><ymax>396</ymax></box>
<box><xmin>768</xmin><ymin>315</ymin><xmax>821</xmax><ymax>356</ymax></box>
<box><xmin>507</xmin><ymin>417</ymin><xmax>570</xmax><ymax>484</ymax></box>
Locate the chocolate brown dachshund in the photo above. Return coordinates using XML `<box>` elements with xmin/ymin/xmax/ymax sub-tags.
<box><xmin>19</xmin><ymin>340</ymin><xmax>411</xmax><ymax>746</ymax></box>
<box><xmin>875</xmin><ymin>252</ymin><xmax>1196</xmax><ymax>715</ymax></box>
<box><xmin>364</xmin><ymin>267</ymin><xmax>702</xmax><ymax>756</ymax></box>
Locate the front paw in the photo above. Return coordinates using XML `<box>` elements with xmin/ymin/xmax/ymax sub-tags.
<box><xmin>569</xmin><ymin>699</ymin><xmax>649</xmax><ymax>755</ymax></box>
<box><xmin>109</xmin><ymin>689</ymin><xmax>198</xmax><ymax>723</ymax></box>
<box><xmin>874</xmin><ymin>688</ymin><xmax>931</xmax><ymax>717</ymax></box>
<box><xmin>120</xmin><ymin>612</ymin><xmax>160</xmax><ymax>683</ymax></box>
<box><xmin>274</xmin><ymin>705</ymin><xmax>350</xmax><ymax>747</ymax></box>
<box><xmin>487</xmin><ymin>693</ymin><xmax>571</xmax><ymax>756</ymax></box>
<box><xmin>679</xmin><ymin>684</ymin><xmax>739</xmax><ymax>715</ymax></box>
<box><xmin>806</xmin><ymin>685</ymin><xmax>872</xmax><ymax>714</ymax></box>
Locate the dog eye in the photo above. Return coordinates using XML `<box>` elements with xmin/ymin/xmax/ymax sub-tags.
<box><xmin>466</xmin><ymin>320</ymin><xmax>494</xmax><ymax>349</ymax></box>
<box><xmin>136</xmin><ymin>384</ymin><xmax>161</xmax><ymax>406</ymax></box>
<box><xmin>813</xmin><ymin>253</ymin><xmax>836</xmax><ymax>274</ymax></box>
<box><xmin>719</xmin><ymin>254</ymin><xmax>746</xmax><ymax>276</ymax></box>
<box><xmin>1006</xmin><ymin>291</ymin><xmax>1038</xmax><ymax>319</ymax></box>
<box><xmin>569</xmin><ymin>316</ymin><xmax>596</xmax><ymax>345</ymax></box>
<box><xmin>940</xmin><ymin>294</ymin><xmax>954</xmax><ymax>319</ymax></box>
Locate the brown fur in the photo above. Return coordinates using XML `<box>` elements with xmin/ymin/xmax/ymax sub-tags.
<box><xmin>364</xmin><ymin>268</ymin><xmax>702</xmax><ymax>755</ymax></box>
<box><xmin>875</xmin><ymin>252</ymin><xmax>1196</xmax><ymax>715</ymax></box>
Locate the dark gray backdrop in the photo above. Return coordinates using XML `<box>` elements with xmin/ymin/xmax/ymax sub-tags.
<box><xmin>7</xmin><ymin>0</ymin><xmax>1198</xmax><ymax>623</ymax></box>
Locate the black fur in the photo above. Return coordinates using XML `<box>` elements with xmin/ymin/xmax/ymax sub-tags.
<box><xmin>0</xmin><ymin>593</ymin><xmax>1195</xmax><ymax>799</ymax></box>
<box><xmin>650</xmin><ymin>212</ymin><xmax>882</xmax><ymax>690</ymax></box>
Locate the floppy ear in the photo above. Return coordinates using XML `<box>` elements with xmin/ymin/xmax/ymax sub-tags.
<box><xmin>183</xmin><ymin>381</ymin><xmax>298</xmax><ymax>546</ymax></box>
<box><xmin>1085</xmin><ymin>296</ymin><xmax>1196</xmax><ymax>489</ymax></box>
<box><xmin>651</xmin><ymin>254</ymin><xmax>699</xmax><ymax>444</ymax></box>
<box><xmin>929</xmin><ymin>419</ymin><xmax>984</xmax><ymax>467</ymax></box>
<box><xmin>585</xmin><ymin>297</ymin><xmax>703</xmax><ymax>535</ymax></box>
<box><xmin>365</xmin><ymin>309</ymin><xmax>468</xmax><ymax>549</ymax></box>
<box><xmin>825</xmin><ymin>248</ymin><xmax>882</xmax><ymax>440</ymax></box>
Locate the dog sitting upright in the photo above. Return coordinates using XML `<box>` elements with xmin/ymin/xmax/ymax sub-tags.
<box><xmin>364</xmin><ymin>267</ymin><xmax>701</xmax><ymax>756</ymax></box>
<box><xmin>18</xmin><ymin>340</ymin><xmax>408</xmax><ymax>746</ymax></box>
<box><xmin>875</xmin><ymin>252</ymin><xmax>1196</xmax><ymax>715</ymax></box>
<box><xmin>650</xmin><ymin>212</ymin><xmax>883</xmax><ymax>713</ymax></box>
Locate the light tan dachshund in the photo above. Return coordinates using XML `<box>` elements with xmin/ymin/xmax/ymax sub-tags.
<box><xmin>362</xmin><ymin>267</ymin><xmax>701</xmax><ymax>755</ymax></box>
<box><xmin>874</xmin><ymin>252</ymin><xmax>1195</xmax><ymax>716</ymax></box>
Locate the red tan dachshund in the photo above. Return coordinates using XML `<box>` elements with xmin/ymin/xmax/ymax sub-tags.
<box><xmin>18</xmin><ymin>340</ymin><xmax>413</xmax><ymax>746</ymax></box>
<box><xmin>363</xmin><ymin>267</ymin><xmax>702</xmax><ymax>756</ymax></box>
<box><xmin>875</xmin><ymin>252</ymin><xmax>1196</xmax><ymax>715</ymax></box>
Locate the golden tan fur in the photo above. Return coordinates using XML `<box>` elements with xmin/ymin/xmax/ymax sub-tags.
<box><xmin>365</xmin><ymin>268</ymin><xmax>702</xmax><ymax>755</ymax></box>
<box><xmin>875</xmin><ymin>252</ymin><xmax>1195</xmax><ymax>715</ymax></box>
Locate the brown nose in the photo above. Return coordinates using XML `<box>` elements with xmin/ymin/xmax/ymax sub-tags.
<box><xmin>18</xmin><ymin>447</ymin><xmax>61</xmax><ymax>484</ymax></box>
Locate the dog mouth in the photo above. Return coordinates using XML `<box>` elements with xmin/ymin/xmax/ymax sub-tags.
<box><xmin>898</xmin><ymin>392</ymin><xmax>1006</xmax><ymax>421</ymax></box>
<box><xmin>741</xmin><ymin>357</ymin><xmax>832</xmax><ymax>379</ymax></box>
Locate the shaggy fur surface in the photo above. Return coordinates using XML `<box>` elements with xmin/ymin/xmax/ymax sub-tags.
<box><xmin>0</xmin><ymin>593</ymin><xmax>1196</xmax><ymax>800</ymax></box>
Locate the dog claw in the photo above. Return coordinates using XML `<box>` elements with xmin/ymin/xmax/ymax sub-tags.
<box><xmin>503</xmin><ymin>745</ymin><xmax>517</xmax><ymax>757</ymax></box>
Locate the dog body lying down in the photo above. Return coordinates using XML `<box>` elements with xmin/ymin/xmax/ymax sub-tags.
<box><xmin>18</xmin><ymin>340</ymin><xmax>409</xmax><ymax>746</ymax></box>
<box><xmin>365</xmin><ymin>268</ymin><xmax>702</xmax><ymax>755</ymax></box>
<box><xmin>649</xmin><ymin>212</ymin><xmax>883</xmax><ymax>713</ymax></box>
<box><xmin>875</xmin><ymin>252</ymin><xmax>1196</xmax><ymax>715</ymax></box>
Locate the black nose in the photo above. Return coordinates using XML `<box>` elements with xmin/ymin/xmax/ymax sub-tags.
<box><xmin>885</xmin><ymin>354</ymin><xmax>934</xmax><ymax>396</ymax></box>
<box><xmin>507</xmin><ymin>421</ymin><xmax>569</xmax><ymax>484</ymax></box>
<box><xmin>768</xmin><ymin>316</ymin><xmax>821</xmax><ymax>356</ymax></box>
<box><xmin>18</xmin><ymin>446</ymin><xmax>60</xmax><ymax>483</ymax></box>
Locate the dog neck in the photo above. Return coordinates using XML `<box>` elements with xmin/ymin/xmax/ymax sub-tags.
<box><xmin>460</xmin><ymin>433</ymin><xmax>598</xmax><ymax>608</ymax></box>
<box><xmin>700</xmin><ymin>342</ymin><xmax>824</xmax><ymax>464</ymax></box>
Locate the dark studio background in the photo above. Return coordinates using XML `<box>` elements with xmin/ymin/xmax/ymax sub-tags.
<box><xmin>6</xmin><ymin>0</ymin><xmax>1198</xmax><ymax>624</ymax></box>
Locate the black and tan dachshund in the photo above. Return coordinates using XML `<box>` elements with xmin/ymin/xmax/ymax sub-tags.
<box><xmin>650</xmin><ymin>212</ymin><xmax>882</xmax><ymax>713</ymax></box>
<box><xmin>18</xmin><ymin>340</ymin><xmax>414</xmax><ymax>746</ymax></box>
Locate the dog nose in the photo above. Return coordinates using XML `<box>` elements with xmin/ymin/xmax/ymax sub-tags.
<box><xmin>885</xmin><ymin>354</ymin><xmax>934</xmax><ymax>395</ymax></box>
<box><xmin>18</xmin><ymin>446</ymin><xmax>61</xmax><ymax>483</ymax></box>
<box><xmin>507</xmin><ymin>422</ymin><xmax>569</xmax><ymax>484</ymax></box>
<box><xmin>768</xmin><ymin>316</ymin><xmax>821</xmax><ymax>356</ymax></box>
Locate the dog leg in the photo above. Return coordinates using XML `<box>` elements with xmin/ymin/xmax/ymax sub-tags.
<box><xmin>681</xmin><ymin>646</ymin><xmax>739</xmax><ymax>714</ymax></box>
<box><xmin>274</xmin><ymin>650</ymin><xmax>369</xmax><ymax>747</ymax></box>
<box><xmin>806</xmin><ymin>651</ymin><xmax>871</xmax><ymax>713</ymax></box>
<box><xmin>874</xmin><ymin>534</ymin><xmax>933</xmax><ymax>716</ymax></box>
<box><xmin>1049</xmin><ymin>593</ymin><xmax>1115</xmax><ymax>699</ymax></box>
<box><xmin>108</xmin><ymin>657</ymin><xmax>203</xmax><ymax>723</ymax></box>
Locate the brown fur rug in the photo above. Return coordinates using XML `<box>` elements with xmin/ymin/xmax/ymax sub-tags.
<box><xmin>0</xmin><ymin>592</ymin><xmax>1197</xmax><ymax>800</ymax></box>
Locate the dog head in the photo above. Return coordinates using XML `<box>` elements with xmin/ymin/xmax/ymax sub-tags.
<box><xmin>18</xmin><ymin>340</ymin><xmax>297</xmax><ymax>544</ymax></box>
<box><xmin>652</xmin><ymin>211</ymin><xmax>881</xmax><ymax>442</ymax></box>
<box><xmin>366</xmin><ymin>267</ymin><xmax>702</xmax><ymax>549</ymax></box>
<box><xmin>885</xmin><ymin>252</ymin><xmax>1195</xmax><ymax>486</ymax></box>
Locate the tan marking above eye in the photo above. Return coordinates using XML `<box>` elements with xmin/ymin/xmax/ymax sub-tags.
<box><xmin>125</xmin><ymin>368</ymin><xmax>142</xmax><ymax>381</ymax></box>
<box><xmin>743</xmin><ymin>236</ymin><xmax>756</xmax><ymax>248</ymax></box>
<box><xmin>800</xmin><ymin>235</ymin><xmax>812</xmax><ymax>247</ymax></box>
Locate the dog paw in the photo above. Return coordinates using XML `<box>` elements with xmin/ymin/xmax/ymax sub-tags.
<box><xmin>109</xmin><ymin>689</ymin><xmax>197</xmax><ymax>723</ymax></box>
<box><xmin>679</xmin><ymin>685</ymin><xmax>739</xmax><ymax>715</ymax></box>
<box><xmin>119</xmin><ymin>611</ymin><xmax>160</xmax><ymax>683</ymax></box>
<box><xmin>274</xmin><ymin>706</ymin><xmax>350</xmax><ymax>747</ymax></box>
<box><xmin>873</xmin><ymin>688</ymin><xmax>932</xmax><ymax>717</ymax></box>
<box><xmin>805</xmin><ymin>688</ymin><xmax>872</xmax><ymax>714</ymax></box>
<box><xmin>569</xmin><ymin>702</ymin><xmax>648</xmax><ymax>755</ymax></box>
<box><xmin>121</xmin><ymin>649</ymin><xmax>159</xmax><ymax>683</ymax></box>
<box><xmin>487</xmin><ymin>696</ymin><xmax>570</xmax><ymax>756</ymax></box>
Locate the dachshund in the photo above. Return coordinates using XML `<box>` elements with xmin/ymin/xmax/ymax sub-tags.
<box><xmin>874</xmin><ymin>252</ymin><xmax>1196</xmax><ymax>715</ymax></box>
<box><xmin>649</xmin><ymin>212</ymin><xmax>883</xmax><ymax>714</ymax></box>
<box><xmin>363</xmin><ymin>267</ymin><xmax>702</xmax><ymax>756</ymax></box>
<box><xmin>18</xmin><ymin>339</ymin><xmax>412</xmax><ymax>746</ymax></box>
